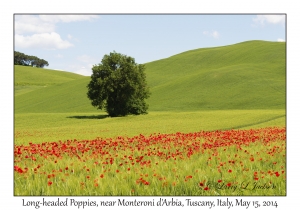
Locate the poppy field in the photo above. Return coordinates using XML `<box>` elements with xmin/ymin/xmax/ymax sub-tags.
<box><xmin>14</xmin><ymin>126</ymin><xmax>286</xmax><ymax>196</ymax></box>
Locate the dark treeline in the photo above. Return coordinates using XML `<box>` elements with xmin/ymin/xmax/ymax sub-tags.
<box><xmin>14</xmin><ymin>51</ymin><xmax>49</xmax><ymax>68</ymax></box>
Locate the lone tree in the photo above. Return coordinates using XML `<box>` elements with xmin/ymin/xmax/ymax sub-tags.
<box><xmin>87</xmin><ymin>52</ymin><xmax>150</xmax><ymax>117</ymax></box>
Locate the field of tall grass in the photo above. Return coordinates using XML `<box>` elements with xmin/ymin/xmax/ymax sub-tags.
<box><xmin>14</xmin><ymin>127</ymin><xmax>286</xmax><ymax>196</ymax></box>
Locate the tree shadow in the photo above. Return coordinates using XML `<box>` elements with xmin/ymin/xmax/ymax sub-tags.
<box><xmin>67</xmin><ymin>114</ymin><xmax>109</xmax><ymax>120</ymax></box>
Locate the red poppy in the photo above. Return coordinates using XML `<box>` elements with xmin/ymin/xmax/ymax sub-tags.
<box><xmin>218</xmin><ymin>179</ymin><xmax>222</xmax><ymax>183</ymax></box>
<box><xmin>228</xmin><ymin>169</ymin><xmax>232</xmax><ymax>173</ymax></box>
<box><xmin>48</xmin><ymin>181</ymin><xmax>53</xmax><ymax>186</ymax></box>
<box><xmin>100</xmin><ymin>174</ymin><xmax>104</xmax><ymax>178</ymax></box>
<box><xmin>227</xmin><ymin>182</ymin><xmax>232</xmax><ymax>187</ymax></box>
<box><xmin>204</xmin><ymin>187</ymin><xmax>209</xmax><ymax>190</ymax></box>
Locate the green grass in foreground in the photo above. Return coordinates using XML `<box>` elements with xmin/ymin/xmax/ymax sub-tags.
<box><xmin>14</xmin><ymin>127</ymin><xmax>286</xmax><ymax>196</ymax></box>
<box><xmin>14</xmin><ymin>110</ymin><xmax>285</xmax><ymax>145</ymax></box>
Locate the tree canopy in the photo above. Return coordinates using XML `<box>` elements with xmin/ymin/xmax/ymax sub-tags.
<box><xmin>14</xmin><ymin>51</ymin><xmax>49</xmax><ymax>68</ymax></box>
<box><xmin>87</xmin><ymin>52</ymin><xmax>150</xmax><ymax>117</ymax></box>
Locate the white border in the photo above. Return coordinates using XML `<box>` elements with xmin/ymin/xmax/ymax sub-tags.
<box><xmin>3</xmin><ymin>0</ymin><xmax>299</xmax><ymax>209</ymax></box>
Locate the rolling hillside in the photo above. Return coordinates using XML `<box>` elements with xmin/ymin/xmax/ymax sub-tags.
<box><xmin>146</xmin><ymin>40</ymin><xmax>286</xmax><ymax>111</ymax></box>
<box><xmin>14</xmin><ymin>65</ymin><xmax>84</xmax><ymax>86</ymax></box>
<box><xmin>14</xmin><ymin>40</ymin><xmax>286</xmax><ymax>113</ymax></box>
<box><xmin>14</xmin><ymin>65</ymin><xmax>85</xmax><ymax>96</ymax></box>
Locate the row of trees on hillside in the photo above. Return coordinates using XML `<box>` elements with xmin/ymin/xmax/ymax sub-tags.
<box><xmin>14</xmin><ymin>51</ymin><xmax>49</xmax><ymax>68</ymax></box>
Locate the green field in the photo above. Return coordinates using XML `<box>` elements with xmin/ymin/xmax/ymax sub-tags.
<box><xmin>14</xmin><ymin>40</ymin><xmax>286</xmax><ymax>196</ymax></box>
<box><xmin>15</xmin><ymin>110</ymin><xmax>285</xmax><ymax>145</ymax></box>
<box><xmin>15</xmin><ymin>40</ymin><xmax>285</xmax><ymax>143</ymax></box>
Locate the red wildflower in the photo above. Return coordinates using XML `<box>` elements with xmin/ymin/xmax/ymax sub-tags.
<box><xmin>48</xmin><ymin>181</ymin><xmax>53</xmax><ymax>186</ymax></box>
<box><xmin>218</xmin><ymin>179</ymin><xmax>222</xmax><ymax>183</ymax></box>
<box><xmin>204</xmin><ymin>187</ymin><xmax>209</xmax><ymax>190</ymax></box>
<box><xmin>228</xmin><ymin>169</ymin><xmax>232</xmax><ymax>173</ymax></box>
<box><xmin>14</xmin><ymin>166</ymin><xmax>24</xmax><ymax>174</ymax></box>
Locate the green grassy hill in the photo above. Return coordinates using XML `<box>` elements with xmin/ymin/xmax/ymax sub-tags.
<box><xmin>14</xmin><ymin>65</ymin><xmax>85</xmax><ymax>96</ymax></box>
<box><xmin>15</xmin><ymin>65</ymin><xmax>84</xmax><ymax>86</ymax></box>
<box><xmin>14</xmin><ymin>40</ymin><xmax>286</xmax><ymax>113</ymax></box>
<box><xmin>146</xmin><ymin>40</ymin><xmax>285</xmax><ymax>111</ymax></box>
<box><xmin>14</xmin><ymin>77</ymin><xmax>98</xmax><ymax>113</ymax></box>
